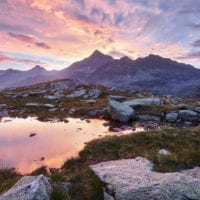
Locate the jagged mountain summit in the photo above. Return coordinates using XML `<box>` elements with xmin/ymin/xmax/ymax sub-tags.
<box><xmin>63</xmin><ymin>51</ymin><xmax>200</xmax><ymax>98</ymax></box>
<box><xmin>61</xmin><ymin>50</ymin><xmax>113</xmax><ymax>80</ymax></box>
<box><xmin>0</xmin><ymin>50</ymin><xmax>200</xmax><ymax>98</ymax></box>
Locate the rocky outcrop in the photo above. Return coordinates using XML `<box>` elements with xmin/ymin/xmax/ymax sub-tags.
<box><xmin>179</xmin><ymin>105</ymin><xmax>200</xmax><ymax>113</ymax></box>
<box><xmin>66</xmin><ymin>88</ymin><xmax>102</xmax><ymax>99</ymax></box>
<box><xmin>166</xmin><ymin>112</ymin><xmax>178</xmax><ymax>122</ymax></box>
<box><xmin>87</xmin><ymin>88</ymin><xmax>102</xmax><ymax>98</ymax></box>
<box><xmin>109</xmin><ymin>99</ymin><xmax>134</xmax><ymax>123</ymax></box>
<box><xmin>178</xmin><ymin>110</ymin><xmax>198</xmax><ymax>121</ymax></box>
<box><xmin>123</xmin><ymin>98</ymin><xmax>162</xmax><ymax>108</ymax></box>
<box><xmin>66</xmin><ymin>89</ymin><xmax>87</xmax><ymax>98</ymax></box>
<box><xmin>0</xmin><ymin>110</ymin><xmax>8</xmax><ymax>118</ymax></box>
<box><xmin>90</xmin><ymin>157</ymin><xmax>200</xmax><ymax>200</ymax></box>
<box><xmin>138</xmin><ymin>115</ymin><xmax>161</xmax><ymax>122</ymax></box>
<box><xmin>0</xmin><ymin>175</ymin><xmax>52</xmax><ymax>200</ymax></box>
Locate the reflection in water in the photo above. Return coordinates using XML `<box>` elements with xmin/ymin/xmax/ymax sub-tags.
<box><xmin>0</xmin><ymin>117</ymin><xmax>144</xmax><ymax>173</ymax></box>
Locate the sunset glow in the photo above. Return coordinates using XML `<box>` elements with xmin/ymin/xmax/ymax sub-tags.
<box><xmin>0</xmin><ymin>0</ymin><xmax>200</xmax><ymax>70</ymax></box>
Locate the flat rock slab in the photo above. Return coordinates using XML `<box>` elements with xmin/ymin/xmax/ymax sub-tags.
<box><xmin>90</xmin><ymin>157</ymin><xmax>200</xmax><ymax>200</ymax></box>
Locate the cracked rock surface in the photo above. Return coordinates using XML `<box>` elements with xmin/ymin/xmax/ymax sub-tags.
<box><xmin>90</xmin><ymin>157</ymin><xmax>200</xmax><ymax>200</ymax></box>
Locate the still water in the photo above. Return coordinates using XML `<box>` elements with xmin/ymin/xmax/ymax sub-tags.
<box><xmin>0</xmin><ymin>117</ymin><xmax>143</xmax><ymax>173</ymax></box>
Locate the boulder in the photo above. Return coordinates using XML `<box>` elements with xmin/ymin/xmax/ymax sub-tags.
<box><xmin>87</xmin><ymin>88</ymin><xmax>102</xmax><ymax>98</ymax></box>
<box><xmin>25</xmin><ymin>103</ymin><xmax>40</xmax><ymax>107</ymax></box>
<box><xmin>0</xmin><ymin>110</ymin><xmax>9</xmax><ymax>117</ymax></box>
<box><xmin>109</xmin><ymin>99</ymin><xmax>134</xmax><ymax>123</ymax></box>
<box><xmin>166</xmin><ymin>112</ymin><xmax>178</xmax><ymax>122</ymax></box>
<box><xmin>178</xmin><ymin>110</ymin><xmax>198</xmax><ymax>121</ymax></box>
<box><xmin>90</xmin><ymin>157</ymin><xmax>200</xmax><ymax>200</ymax></box>
<box><xmin>68</xmin><ymin>108</ymin><xmax>76</xmax><ymax>115</ymax></box>
<box><xmin>0</xmin><ymin>104</ymin><xmax>7</xmax><ymax>109</ymax></box>
<box><xmin>42</xmin><ymin>104</ymin><xmax>55</xmax><ymax>109</ymax></box>
<box><xmin>158</xmin><ymin>149</ymin><xmax>171</xmax><ymax>155</ymax></box>
<box><xmin>123</xmin><ymin>98</ymin><xmax>162</xmax><ymax>108</ymax></box>
<box><xmin>85</xmin><ymin>99</ymin><xmax>97</xmax><ymax>104</ymax></box>
<box><xmin>0</xmin><ymin>175</ymin><xmax>52</xmax><ymax>200</ymax></box>
<box><xmin>44</xmin><ymin>95</ymin><xmax>58</xmax><ymax>100</ymax></box>
<box><xmin>138</xmin><ymin>115</ymin><xmax>161</xmax><ymax>122</ymax></box>
<box><xmin>178</xmin><ymin>105</ymin><xmax>200</xmax><ymax>113</ymax></box>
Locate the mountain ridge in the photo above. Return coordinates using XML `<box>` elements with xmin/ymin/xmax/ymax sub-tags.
<box><xmin>0</xmin><ymin>50</ymin><xmax>199</xmax><ymax>98</ymax></box>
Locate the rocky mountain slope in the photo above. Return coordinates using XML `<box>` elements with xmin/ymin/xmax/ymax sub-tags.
<box><xmin>63</xmin><ymin>51</ymin><xmax>200</xmax><ymax>98</ymax></box>
<box><xmin>1</xmin><ymin>50</ymin><xmax>200</xmax><ymax>98</ymax></box>
<box><xmin>0</xmin><ymin>66</ymin><xmax>61</xmax><ymax>89</ymax></box>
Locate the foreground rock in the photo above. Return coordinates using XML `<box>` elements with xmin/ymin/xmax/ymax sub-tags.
<box><xmin>0</xmin><ymin>175</ymin><xmax>52</xmax><ymax>200</ymax></box>
<box><xmin>109</xmin><ymin>99</ymin><xmax>134</xmax><ymax>123</ymax></box>
<box><xmin>90</xmin><ymin>157</ymin><xmax>200</xmax><ymax>200</ymax></box>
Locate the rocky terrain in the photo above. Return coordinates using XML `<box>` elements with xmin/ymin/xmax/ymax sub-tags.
<box><xmin>0</xmin><ymin>79</ymin><xmax>199</xmax><ymax>128</ymax></box>
<box><xmin>1</xmin><ymin>157</ymin><xmax>200</xmax><ymax>200</ymax></box>
<box><xmin>0</xmin><ymin>79</ymin><xmax>199</xmax><ymax>200</ymax></box>
<box><xmin>1</xmin><ymin>50</ymin><xmax>200</xmax><ymax>98</ymax></box>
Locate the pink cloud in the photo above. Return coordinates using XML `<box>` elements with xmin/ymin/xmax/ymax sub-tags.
<box><xmin>8</xmin><ymin>32</ymin><xmax>35</xmax><ymax>43</ymax></box>
<box><xmin>8</xmin><ymin>32</ymin><xmax>51</xmax><ymax>49</ymax></box>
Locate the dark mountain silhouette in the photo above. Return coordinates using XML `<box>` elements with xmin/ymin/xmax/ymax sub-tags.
<box><xmin>63</xmin><ymin>51</ymin><xmax>200</xmax><ymax>98</ymax></box>
<box><xmin>0</xmin><ymin>50</ymin><xmax>199</xmax><ymax>98</ymax></box>
<box><xmin>61</xmin><ymin>50</ymin><xmax>113</xmax><ymax>81</ymax></box>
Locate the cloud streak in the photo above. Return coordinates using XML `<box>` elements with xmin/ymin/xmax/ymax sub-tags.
<box><xmin>8</xmin><ymin>32</ymin><xmax>51</xmax><ymax>49</ymax></box>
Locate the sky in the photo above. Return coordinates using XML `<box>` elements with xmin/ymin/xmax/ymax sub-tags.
<box><xmin>0</xmin><ymin>0</ymin><xmax>200</xmax><ymax>70</ymax></box>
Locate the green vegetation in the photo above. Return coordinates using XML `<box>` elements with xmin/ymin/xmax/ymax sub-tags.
<box><xmin>50</xmin><ymin>173</ymin><xmax>65</xmax><ymax>182</ymax></box>
<box><xmin>63</xmin><ymin>165</ymin><xmax>103</xmax><ymax>200</ymax></box>
<box><xmin>59</xmin><ymin>127</ymin><xmax>200</xmax><ymax>199</ymax></box>
<box><xmin>30</xmin><ymin>166</ymin><xmax>49</xmax><ymax>176</ymax></box>
<box><xmin>0</xmin><ymin>168</ymin><xmax>20</xmax><ymax>194</ymax></box>
<box><xmin>134</xmin><ymin>104</ymin><xmax>179</xmax><ymax>116</ymax></box>
<box><xmin>50</xmin><ymin>188</ymin><xmax>66</xmax><ymax>200</ymax></box>
<box><xmin>78</xmin><ymin>127</ymin><xmax>200</xmax><ymax>172</ymax></box>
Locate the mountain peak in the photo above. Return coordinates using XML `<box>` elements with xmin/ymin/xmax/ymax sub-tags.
<box><xmin>29</xmin><ymin>65</ymin><xmax>46</xmax><ymax>72</ymax></box>
<box><xmin>146</xmin><ymin>54</ymin><xmax>163</xmax><ymax>59</ymax></box>
<box><xmin>89</xmin><ymin>50</ymin><xmax>113</xmax><ymax>60</ymax></box>
<box><xmin>79</xmin><ymin>50</ymin><xmax>114</xmax><ymax>64</ymax></box>
<box><xmin>120</xmin><ymin>56</ymin><xmax>133</xmax><ymax>62</ymax></box>
<box><xmin>91</xmin><ymin>50</ymin><xmax>104</xmax><ymax>56</ymax></box>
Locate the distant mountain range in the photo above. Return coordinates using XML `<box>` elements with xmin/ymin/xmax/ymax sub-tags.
<box><xmin>1</xmin><ymin>50</ymin><xmax>200</xmax><ymax>98</ymax></box>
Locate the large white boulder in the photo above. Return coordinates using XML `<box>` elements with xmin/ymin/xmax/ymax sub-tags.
<box><xmin>109</xmin><ymin>99</ymin><xmax>134</xmax><ymax>123</ymax></box>
<box><xmin>0</xmin><ymin>175</ymin><xmax>52</xmax><ymax>200</ymax></box>
<box><xmin>90</xmin><ymin>157</ymin><xmax>200</xmax><ymax>200</ymax></box>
